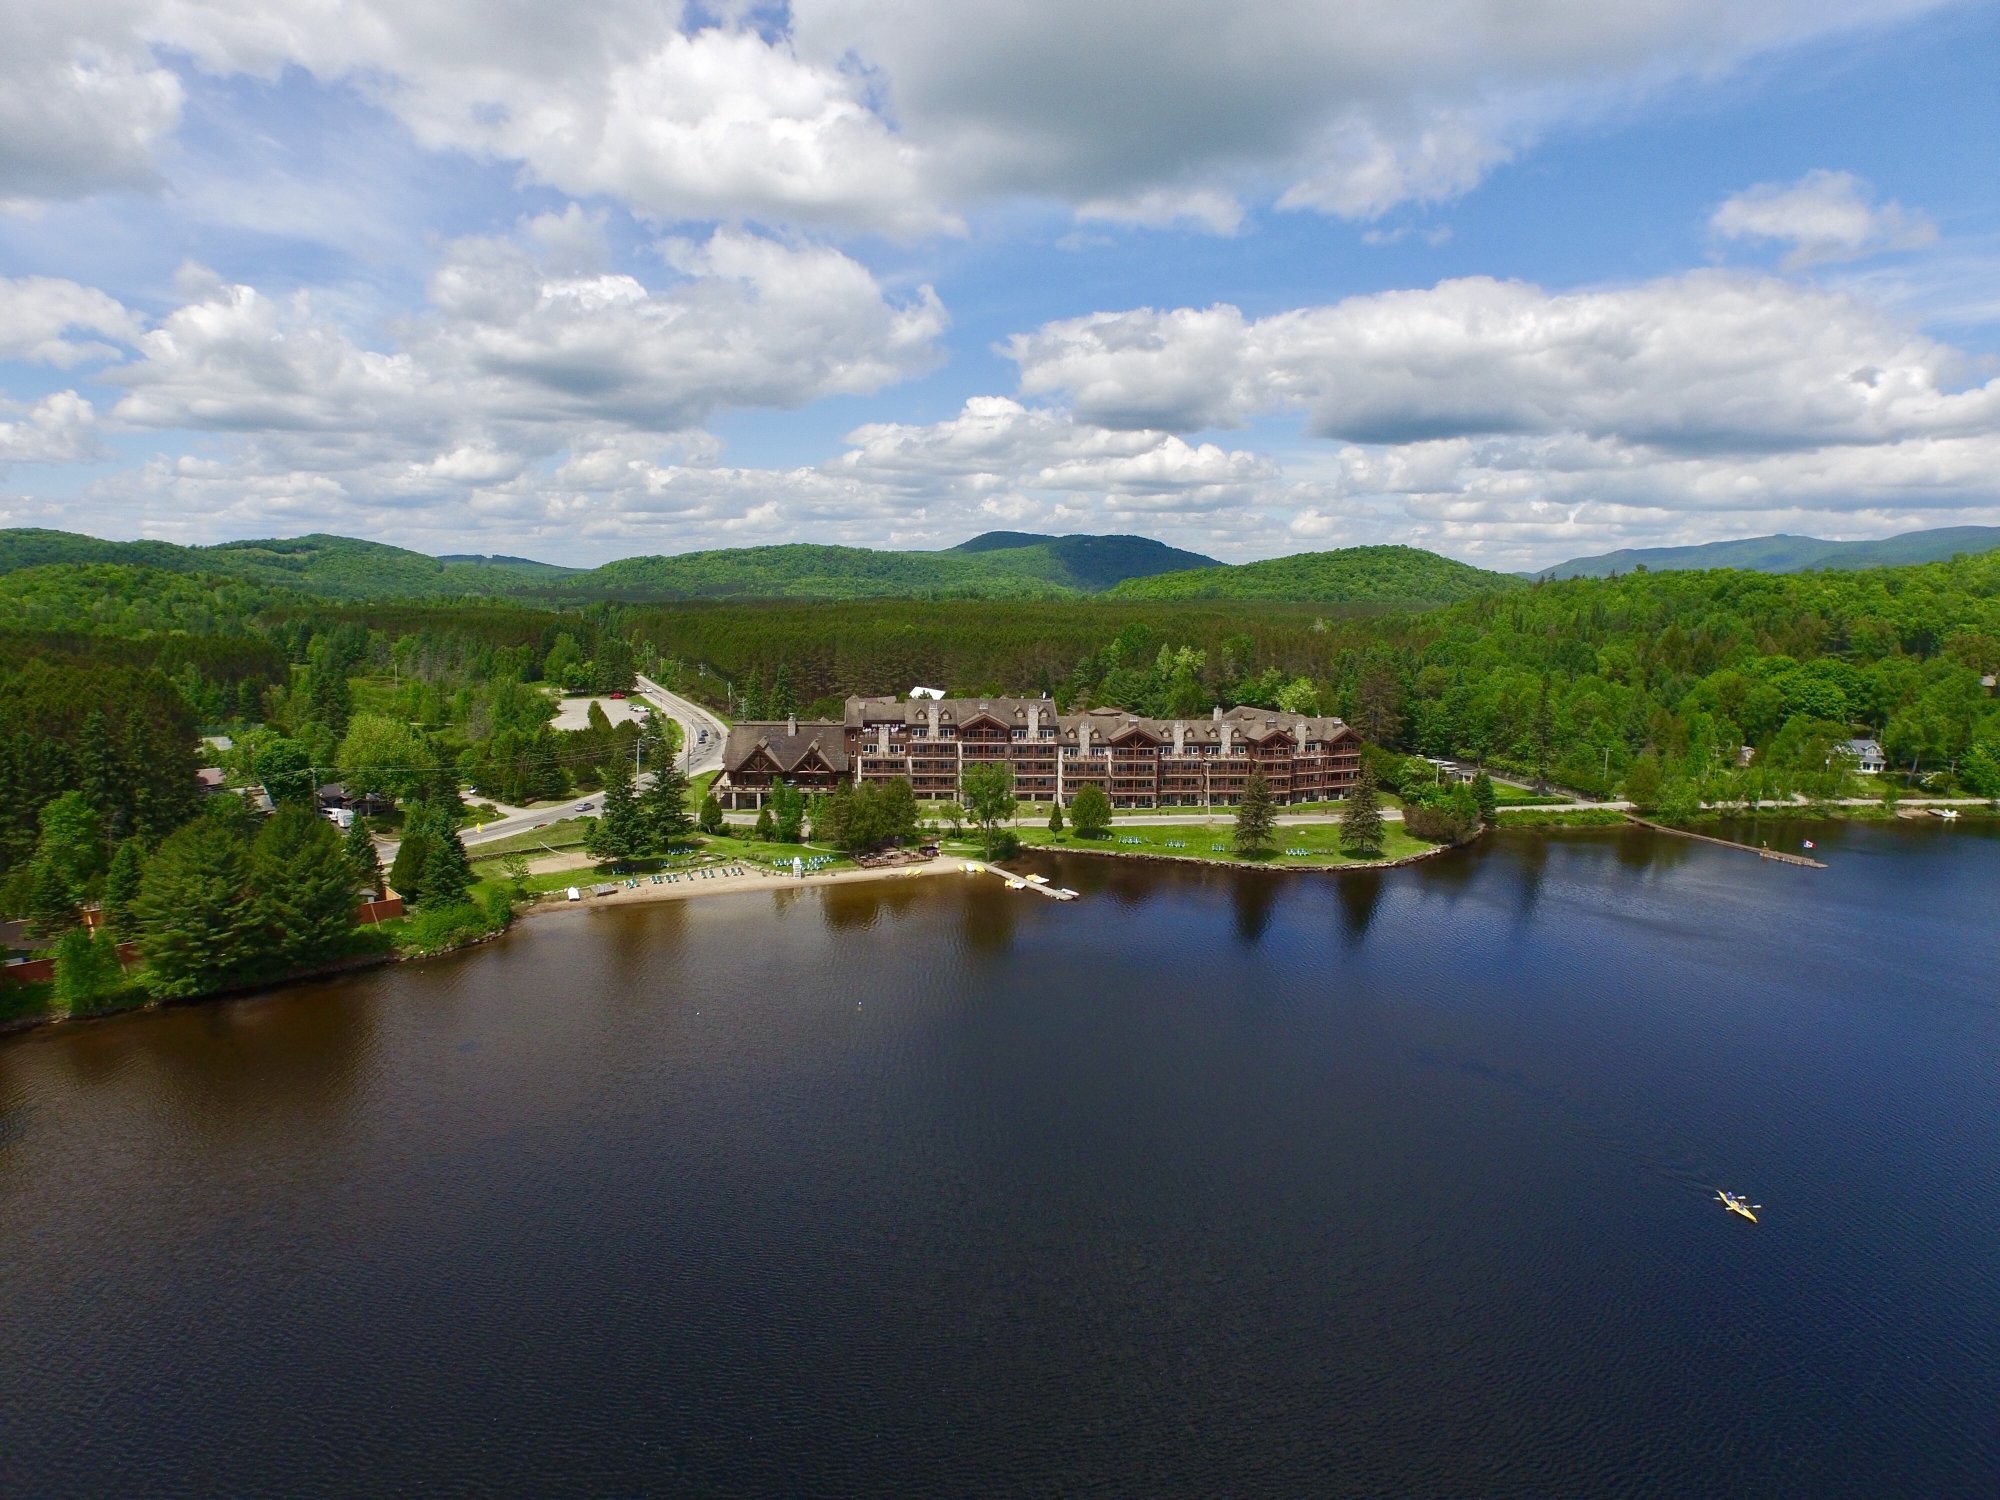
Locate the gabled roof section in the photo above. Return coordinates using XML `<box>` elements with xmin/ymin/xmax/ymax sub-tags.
<box><xmin>723</xmin><ymin>721</ymin><xmax>851</xmax><ymax>775</ymax></box>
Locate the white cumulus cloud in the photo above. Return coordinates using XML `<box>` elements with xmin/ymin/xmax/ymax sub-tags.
<box><xmin>0</xmin><ymin>277</ymin><xmax>143</xmax><ymax>366</ymax></box>
<box><xmin>1006</xmin><ymin>272</ymin><xmax>2000</xmax><ymax>452</ymax></box>
<box><xmin>0</xmin><ymin>0</ymin><xmax>1961</xmax><ymax>232</ymax></box>
<box><xmin>0</xmin><ymin>391</ymin><xmax>101</xmax><ymax>463</ymax></box>
<box><xmin>1711</xmin><ymin>169</ymin><xmax>1937</xmax><ymax>268</ymax></box>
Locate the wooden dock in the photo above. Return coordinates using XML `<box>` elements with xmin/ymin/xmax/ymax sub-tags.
<box><xmin>1624</xmin><ymin>815</ymin><xmax>1827</xmax><ymax>868</ymax></box>
<box><xmin>960</xmin><ymin>861</ymin><xmax>1079</xmax><ymax>899</ymax></box>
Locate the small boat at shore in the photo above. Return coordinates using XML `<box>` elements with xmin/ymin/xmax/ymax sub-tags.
<box><xmin>1936</xmin><ymin>808</ymin><xmax>1961</xmax><ymax>821</ymax></box>
<box><xmin>1716</xmin><ymin>1189</ymin><xmax>1761</xmax><ymax>1223</ymax></box>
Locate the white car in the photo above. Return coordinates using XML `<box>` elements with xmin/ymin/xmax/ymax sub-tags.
<box><xmin>576</xmin><ymin>801</ymin><xmax>593</xmax><ymax>812</ymax></box>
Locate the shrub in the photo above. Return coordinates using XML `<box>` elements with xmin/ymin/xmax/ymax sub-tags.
<box><xmin>1403</xmin><ymin>802</ymin><xmax>1479</xmax><ymax>844</ymax></box>
<box><xmin>52</xmin><ymin>928</ymin><xmax>126</xmax><ymax>1014</ymax></box>
<box><xmin>399</xmin><ymin>900</ymin><xmax>506</xmax><ymax>956</ymax></box>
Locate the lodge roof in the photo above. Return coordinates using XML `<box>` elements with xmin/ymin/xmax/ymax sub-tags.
<box><xmin>722</xmin><ymin>721</ymin><xmax>851</xmax><ymax>775</ymax></box>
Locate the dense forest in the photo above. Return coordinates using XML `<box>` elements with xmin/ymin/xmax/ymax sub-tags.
<box><xmin>1104</xmin><ymin>545</ymin><xmax>1521</xmax><ymax>602</ymax></box>
<box><xmin>2</xmin><ymin>540</ymin><xmax>1997</xmax><ymax>1011</ymax></box>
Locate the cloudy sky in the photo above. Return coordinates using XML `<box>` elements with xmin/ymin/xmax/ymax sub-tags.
<box><xmin>2</xmin><ymin>0</ymin><xmax>1996</xmax><ymax>569</ymax></box>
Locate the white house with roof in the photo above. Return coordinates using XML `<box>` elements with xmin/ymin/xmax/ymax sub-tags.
<box><xmin>1841</xmin><ymin>737</ymin><xmax>1886</xmax><ymax>774</ymax></box>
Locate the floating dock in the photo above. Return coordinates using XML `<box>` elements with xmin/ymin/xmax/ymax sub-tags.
<box><xmin>961</xmin><ymin>860</ymin><xmax>1078</xmax><ymax>899</ymax></box>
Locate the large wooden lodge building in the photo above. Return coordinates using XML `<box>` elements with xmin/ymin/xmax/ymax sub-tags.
<box><xmin>716</xmin><ymin>695</ymin><xmax>1364</xmax><ymax>811</ymax></box>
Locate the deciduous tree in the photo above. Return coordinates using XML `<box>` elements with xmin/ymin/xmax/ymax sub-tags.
<box><xmin>1069</xmin><ymin>783</ymin><xmax>1112</xmax><ymax>839</ymax></box>
<box><xmin>961</xmin><ymin>761</ymin><xmax>1018</xmax><ymax>855</ymax></box>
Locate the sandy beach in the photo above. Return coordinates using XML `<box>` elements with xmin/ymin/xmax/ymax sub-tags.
<box><xmin>514</xmin><ymin>857</ymin><xmax>964</xmax><ymax>920</ymax></box>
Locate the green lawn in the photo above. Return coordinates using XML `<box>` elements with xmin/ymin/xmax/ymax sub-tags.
<box><xmin>1020</xmin><ymin>821</ymin><xmax>1435</xmax><ymax>868</ymax></box>
<box><xmin>1489</xmin><ymin>781</ymin><xmax>1571</xmax><ymax>806</ymax></box>
<box><xmin>466</xmin><ymin>817</ymin><xmax>591</xmax><ymax>860</ymax></box>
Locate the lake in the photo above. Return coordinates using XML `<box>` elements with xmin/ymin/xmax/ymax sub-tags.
<box><xmin>3</xmin><ymin>823</ymin><xmax>1997</xmax><ymax>1496</ymax></box>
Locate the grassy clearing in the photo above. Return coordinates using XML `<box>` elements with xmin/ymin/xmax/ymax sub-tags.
<box><xmin>466</xmin><ymin>817</ymin><xmax>591</xmax><ymax>860</ymax></box>
<box><xmin>1020</xmin><ymin>820</ymin><xmax>1435</xmax><ymax>868</ymax></box>
<box><xmin>1490</xmin><ymin>781</ymin><xmax>1571</xmax><ymax>806</ymax></box>
<box><xmin>1493</xmin><ymin>806</ymin><xmax>1628</xmax><ymax>828</ymax></box>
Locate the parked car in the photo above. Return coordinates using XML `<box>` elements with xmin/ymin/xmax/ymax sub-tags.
<box><xmin>575</xmin><ymin>801</ymin><xmax>593</xmax><ymax>812</ymax></box>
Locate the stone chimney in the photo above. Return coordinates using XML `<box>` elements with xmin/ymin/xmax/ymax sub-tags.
<box><xmin>927</xmin><ymin>701</ymin><xmax>940</xmax><ymax>737</ymax></box>
<box><xmin>1298</xmin><ymin>719</ymin><xmax>1313</xmax><ymax>749</ymax></box>
<box><xmin>1218</xmin><ymin>721</ymin><xmax>1233</xmax><ymax>756</ymax></box>
<box><xmin>1077</xmin><ymin>720</ymin><xmax>1091</xmax><ymax>755</ymax></box>
<box><xmin>877</xmin><ymin>722</ymin><xmax>890</xmax><ymax>755</ymax></box>
<box><xmin>1172</xmin><ymin>721</ymin><xmax>1186</xmax><ymax>754</ymax></box>
<box><xmin>1212</xmin><ymin>704</ymin><xmax>1223</xmax><ymax>720</ymax></box>
<box><xmin>1028</xmin><ymin>702</ymin><xmax>1041</xmax><ymax>737</ymax></box>
<box><xmin>787</xmin><ymin>714</ymin><xmax>797</xmax><ymax>736</ymax></box>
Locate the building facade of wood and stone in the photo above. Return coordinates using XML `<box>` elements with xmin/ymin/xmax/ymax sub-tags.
<box><xmin>715</xmin><ymin>697</ymin><xmax>1364</xmax><ymax>811</ymax></box>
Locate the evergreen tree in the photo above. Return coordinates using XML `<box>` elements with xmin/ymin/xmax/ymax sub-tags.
<box><xmin>1532</xmin><ymin>674</ymin><xmax>1554</xmax><ymax>793</ymax></box>
<box><xmin>769</xmin><ymin>663</ymin><xmax>798</xmax><ymax>717</ymax></box>
<box><xmin>586</xmin><ymin>755</ymin><xmax>648</xmax><ymax>866</ymax></box>
<box><xmin>102</xmin><ymin>838</ymin><xmax>146</xmax><ymax>938</ymax></box>
<box><xmin>642</xmin><ymin>760</ymin><xmax>695</xmax><ymax>850</ymax></box>
<box><xmin>1069</xmin><ymin>783</ymin><xmax>1112</xmax><ymax>839</ymax></box>
<box><xmin>416</xmin><ymin>802</ymin><xmax>473</xmax><ymax>907</ymax></box>
<box><xmin>753</xmin><ymin>804</ymin><xmax>776</xmax><ymax>841</ymax></box>
<box><xmin>251</xmin><ymin>805</ymin><xmax>361</xmax><ymax>967</ymax></box>
<box><xmin>26</xmin><ymin>859</ymin><xmax>79</xmax><ymax>939</ymax></box>
<box><xmin>698</xmin><ymin>793</ymin><xmax>725</xmax><ymax>834</ymax></box>
<box><xmin>387</xmin><ymin>811</ymin><xmax>431</xmax><ymax>900</ymax></box>
<box><xmin>300</xmin><ymin>651</ymin><xmax>353</xmax><ymax>736</ymax></box>
<box><xmin>1047</xmin><ymin>799</ymin><xmax>1065</xmax><ymax>836</ymax></box>
<box><xmin>1471</xmin><ymin>770</ymin><xmax>1498</xmax><ymax>826</ymax></box>
<box><xmin>132</xmin><ymin>805</ymin><xmax>267</xmax><ymax>997</ymax></box>
<box><xmin>344</xmin><ymin>814</ymin><xmax>385</xmax><ymax>898</ymax></box>
<box><xmin>1340</xmin><ymin>763</ymin><xmax>1386</xmax><ymax>857</ymax></box>
<box><xmin>1233</xmin><ymin>768</ymin><xmax>1277</xmax><ymax>856</ymax></box>
<box><xmin>739</xmin><ymin>667</ymin><xmax>764</xmax><ymax>720</ymax></box>
<box><xmin>78</xmin><ymin>709</ymin><xmax>128</xmax><ymax>841</ymax></box>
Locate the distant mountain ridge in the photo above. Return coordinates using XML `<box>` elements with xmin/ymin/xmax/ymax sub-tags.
<box><xmin>948</xmin><ymin>531</ymin><xmax>1219</xmax><ymax>590</ymax></box>
<box><xmin>0</xmin><ymin>530</ymin><xmax>568</xmax><ymax>600</ymax></box>
<box><xmin>0</xmin><ymin>527</ymin><xmax>1218</xmax><ymax>603</ymax></box>
<box><xmin>1106</xmin><ymin>545</ymin><xmax>1523</xmax><ymax>604</ymax></box>
<box><xmin>1537</xmin><ymin>525</ymin><xmax>2000</xmax><ymax>580</ymax></box>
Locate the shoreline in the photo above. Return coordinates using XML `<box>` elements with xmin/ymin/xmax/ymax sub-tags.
<box><xmin>6</xmin><ymin>807</ymin><xmax>1988</xmax><ymax>1039</ymax></box>
<box><xmin>1032</xmin><ymin>836</ymin><xmax>1472</xmax><ymax>875</ymax></box>
<box><xmin>510</xmin><ymin>857</ymin><xmax>962</xmax><ymax>922</ymax></box>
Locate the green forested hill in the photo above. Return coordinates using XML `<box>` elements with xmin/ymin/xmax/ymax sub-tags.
<box><xmin>0</xmin><ymin>527</ymin><xmax>1210</xmax><ymax>602</ymax></box>
<box><xmin>563</xmin><ymin>543</ymin><xmax>1081</xmax><ymax>600</ymax></box>
<box><xmin>1105</xmin><ymin>545</ymin><xmax>1524</xmax><ymax>603</ymax></box>
<box><xmin>947</xmin><ymin>531</ymin><xmax>1219</xmax><ymax>590</ymax></box>
<box><xmin>0</xmin><ymin>529</ymin><xmax>573</xmax><ymax>600</ymax></box>
<box><xmin>1539</xmin><ymin>525</ymin><xmax>2000</xmax><ymax>580</ymax></box>
<box><xmin>563</xmin><ymin>532</ymin><xmax>1220</xmax><ymax>599</ymax></box>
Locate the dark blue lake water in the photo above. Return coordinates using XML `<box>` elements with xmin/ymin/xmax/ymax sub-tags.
<box><xmin>2</xmin><ymin>822</ymin><xmax>1996</xmax><ymax>1496</ymax></box>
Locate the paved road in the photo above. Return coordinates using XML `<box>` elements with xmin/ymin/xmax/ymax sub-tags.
<box><xmin>634</xmin><ymin>674</ymin><xmax>729</xmax><ymax>775</ymax></box>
